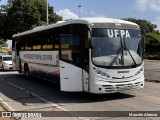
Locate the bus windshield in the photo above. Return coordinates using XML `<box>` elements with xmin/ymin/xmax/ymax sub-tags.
<box><xmin>91</xmin><ymin>28</ymin><xmax>143</xmax><ymax>68</ymax></box>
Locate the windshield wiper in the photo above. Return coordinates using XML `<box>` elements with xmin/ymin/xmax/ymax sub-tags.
<box><xmin>109</xmin><ymin>42</ymin><xmax>137</xmax><ymax>68</ymax></box>
<box><xmin>109</xmin><ymin>30</ymin><xmax>137</xmax><ymax>68</ymax></box>
<box><xmin>123</xmin><ymin>38</ymin><xmax>137</xmax><ymax>67</ymax></box>
<box><xmin>109</xmin><ymin>46</ymin><xmax>124</xmax><ymax>67</ymax></box>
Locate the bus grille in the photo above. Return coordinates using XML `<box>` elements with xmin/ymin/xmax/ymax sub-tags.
<box><xmin>133</xmin><ymin>82</ymin><xmax>141</xmax><ymax>88</ymax></box>
<box><xmin>102</xmin><ymin>83</ymin><xmax>133</xmax><ymax>92</ymax></box>
<box><xmin>102</xmin><ymin>82</ymin><xmax>142</xmax><ymax>92</ymax></box>
<box><xmin>102</xmin><ymin>85</ymin><xmax>114</xmax><ymax>92</ymax></box>
<box><xmin>115</xmin><ymin>84</ymin><xmax>133</xmax><ymax>90</ymax></box>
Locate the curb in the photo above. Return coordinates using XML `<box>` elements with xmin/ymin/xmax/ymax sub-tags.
<box><xmin>145</xmin><ymin>79</ymin><xmax>160</xmax><ymax>83</ymax></box>
<box><xmin>0</xmin><ymin>100</ymin><xmax>20</xmax><ymax>120</ymax></box>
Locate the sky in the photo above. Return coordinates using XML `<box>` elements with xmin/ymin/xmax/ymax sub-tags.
<box><xmin>1</xmin><ymin>0</ymin><xmax>160</xmax><ymax>47</ymax></box>
<box><xmin>0</xmin><ymin>0</ymin><xmax>160</xmax><ymax>28</ymax></box>
<box><xmin>49</xmin><ymin>0</ymin><xmax>160</xmax><ymax>30</ymax></box>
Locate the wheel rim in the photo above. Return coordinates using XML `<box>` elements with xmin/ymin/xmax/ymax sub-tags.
<box><xmin>2</xmin><ymin>65</ymin><xmax>4</xmax><ymax>70</ymax></box>
<box><xmin>25</xmin><ymin>66</ymin><xmax>29</xmax><ymax>79</ymax></box>
<box><xmin>26</xmin><ymin>71</ymin><xmax>29</xmax><ymax>78</ymax></box>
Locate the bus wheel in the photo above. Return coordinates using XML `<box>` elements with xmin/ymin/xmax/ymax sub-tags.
<box><xmin>24</xmin><ymin>65</ymin><xmax>30</xmax><ymax>79</ymax></box>
<box><xmin>2</xmin><ymin>65</ymin><xmax>4</xmax><ymax>71</ymax></box>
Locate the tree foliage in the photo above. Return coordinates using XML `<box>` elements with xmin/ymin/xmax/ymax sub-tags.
<box><xmin>0</xmin><ymin>0</ymin><xmax>62</xmax><ymax>40</ymax></box>
<box><xmin>124</xmin><ymin>18</ymin><xmax>157</xmax><ymax>36</ymax></box>
<box><xmin>0</xmin><ymin>39</ymin><xmax>8</xmax><ymax>48</ymax></box>
<box><xmin>145</xmin><ymin>33</ymin><xmax>160</xmax><ymax>54</ymax></box>
<box><xmin>124</xmin><ymin>18</ymin><xmax>160</xmax><ymax>55</ymax></box>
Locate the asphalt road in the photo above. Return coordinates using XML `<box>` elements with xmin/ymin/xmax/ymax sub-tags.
<box><xmin>144</xmin><ymin>60</ymin><xmax>160</xmax><ymax>82</ymax></box>
<box><xmin>0</xmin><ymin>60</ymin><xmax>160</xmax><ymax>120</ymax></box>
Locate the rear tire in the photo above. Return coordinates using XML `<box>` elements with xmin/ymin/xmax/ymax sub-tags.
<box><xmin>2</xmin><ymin>65</ymin><xmax>4</xmax><ymax>71</ymax></box>
<box><xmin>24</xmin><ymin>65</ymin><xmax>30</xmax><ymax>79</ymax></box>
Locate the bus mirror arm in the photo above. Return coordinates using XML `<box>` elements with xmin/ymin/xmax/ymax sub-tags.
<box><xmin>87</xmin><ymin>26</ymin><xmax>92</xmax><ymax>31</ymax></box>
<box><xmin>142</xmin><ymin>36</ymin><xmax>146</xmax><ymax>52</ymax></box>
<box><xmin>89</xmin><ymin>38</ymin><xmax>94</xmax><ymax>49</ymax></box>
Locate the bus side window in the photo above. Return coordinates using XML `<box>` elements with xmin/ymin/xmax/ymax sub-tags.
<box><xmin>42</xmin><ymin>37</ymin><xmax>48</xmax><ymax>49</ymax></box>
<box><xmin>60</xmin><ymin>35</ymin><xmax>81</xmax><ymax>66</ymax></box>
<box><xmin>24</xmin><ymin>37</ymin><xmax>32</xmax><ymax>50</ymax></box>
<box><xmin>42</xmin><ymin>34</ymin><xmax>53</xmax><ymax>50</ymax></box>
<box><xmin>47</xmin><ymin>34</ymin><xmax>54</xmax><ymax>49</ymax></box>
<box><xmin>33</xmin><ymin>35</ymin><xmax>42</xmax><ymax>50</ymax></box>
<box><xmin>54</xmin><ymin>37</ymin><xmax>59</xmax><ymax>49</ymax></box>
<box><xmin>20</xmin><ymin>39</ymin><xmax>25</xmax><ymax>50</ymax></box>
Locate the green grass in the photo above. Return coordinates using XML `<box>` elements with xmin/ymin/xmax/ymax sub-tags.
<box><xmin>144</xmin><ymin>55</ymin><xmax>160</xmax><ymax>60</ymax></box>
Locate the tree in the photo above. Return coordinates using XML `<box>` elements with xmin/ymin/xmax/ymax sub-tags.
<box><xmin>145</xmin><ymin>33</ymin><xmax>160</xmax><ymax>54</ymax></box>
<box><xmin>123</xmin><ymin>18</ymin><xmax>157</xmax><ymax>36</ymax></box>
<box><xmin>124</xmin><ymin>18</ymin><xmax>160</xmax><ymax>55</ymax></box>
<box><xmin>0</xmin><ymin>0</ymin><xmax>62</xmax><ymax>40</ymax></box>
<box><xmin>0</xmin><ymin>4</ymin><xmax>8</xmax><ymax>41</ymax></box>
<box><xmin>0</xmin><ymin>39</ymin><xmax>8</xmax><ymax>48</ymax></box>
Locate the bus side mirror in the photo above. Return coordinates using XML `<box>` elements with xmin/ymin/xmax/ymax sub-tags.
<box><xmin>141</xmin><ymin>36</ymin><xmax>146</xmax><ymax>58</ymax></box>
<box><xmin>142</xmin><ymin>36</ymin><xmax>146</xmax><ymax>52</ymax></box>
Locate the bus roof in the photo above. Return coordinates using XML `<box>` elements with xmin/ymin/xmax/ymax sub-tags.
<box><xmin>12</xmin><ymin>17</ymin><xmax>139</xmax><ymax>38</ymax></box>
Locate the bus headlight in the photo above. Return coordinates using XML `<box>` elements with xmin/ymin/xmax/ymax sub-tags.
<box><xmin>96</xmin><ymin>69</ymin><xmax>101</xmax><ymax>74</ymax></box>
<box><xmin>135</xmin><ymin>67</ymin><xmax>143</xmax><ymax>76</ymax></box>
<box><xmin>101</xmin><ymin>72</ymin><xmax>110</xmax><ymax>77</ymax></box>
<box><xmin>93</xmin><ymin>67</ymin><xmax>110</xmax><ymax>78</ymax></box>
<box><xmin>3</xmin><ymin>63</ymin><xmax>9</xmax><ymax>65</ymax></box>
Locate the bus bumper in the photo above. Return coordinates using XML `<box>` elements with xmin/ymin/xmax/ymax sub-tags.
<box><xmin>89</xmin><ymin>76</ymin><xmax>144</xmax><ymax>94</ymax></box>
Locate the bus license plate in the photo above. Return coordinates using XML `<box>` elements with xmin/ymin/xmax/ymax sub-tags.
<box><xmin>117</xmin><ymin>86</ymin><xmax>132</xmax><ymax>90</ymax></box>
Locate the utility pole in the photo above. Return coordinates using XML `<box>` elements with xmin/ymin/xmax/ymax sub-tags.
<box><xmin>46</xmin><ymin>0</ymin><xmax>49</xmax><ymax>25</ymax></box>
<box><xmin>78</xmin><ymin>5</ymin><xmax>82</xmax><ymax>18</ymax></box>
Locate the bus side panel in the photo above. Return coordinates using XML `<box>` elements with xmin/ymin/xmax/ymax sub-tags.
<box><xmin>47</xmin><ymin>65</ymin><xmax>60</xmax><ymax>82</ymax></box>
<box><xmin>20</xmin><ymin>51</ymin><xmax>60</xmax><ymax>82</ymax></box>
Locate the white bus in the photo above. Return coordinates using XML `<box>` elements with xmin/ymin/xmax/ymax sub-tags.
<box><xmin>12</xmin><ymin>18</ymin><xmax>144</xmax><ymax>93</ymax></box>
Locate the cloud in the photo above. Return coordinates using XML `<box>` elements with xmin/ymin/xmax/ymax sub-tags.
<box><xmin>56</xmin><ymin>8</ymin><xmax>106</xmax><ymax>20</ymax></box>
<box><xmin>82</xmin><ymin>11</ymin><xmax>105</xmax><ymax>17</ymax></box>
<box><xmin>153</xmin><ymin>17</ymin><xmax>160</xmax><ymax>30</ymax></box>
<box><xmin>81</xmin><ymin>8</ymin><xmax>106</xmax><ymax>18</ymax></box>
<box><xmin>56</xmin><ymin>9</ymin><xmax>78</xmax><ymax>20</ymax></box>
<box><xmin>135</xmin><ymin>0</ymin><xmax>160</xmax><ymax>12</ymax></box>
<box><xmin>6</xmin><ymin>40</ymin><xmax>12</xmax><ymax>48</ymax></box>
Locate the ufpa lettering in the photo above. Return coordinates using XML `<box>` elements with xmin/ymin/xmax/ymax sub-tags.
<box><xmin>107</xmin><ymin>29</ymin><xmax>130</xmax><ymax>38</ymax></box>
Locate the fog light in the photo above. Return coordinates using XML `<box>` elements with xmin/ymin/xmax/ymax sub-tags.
<box><xmin>99</xmin><ymin>88</ymin><xmax>102</xmax><ymax>91</ymax></box>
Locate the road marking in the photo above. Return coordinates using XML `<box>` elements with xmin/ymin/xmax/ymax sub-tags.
<box><xmin>1</xmin><ymin>79</ymin><xmax>87</xmax><ymax>120</ymax></box>
<box><xmin>0</xmin><ymin>97</ymin><xmax>15</xmax><ymax>111</ymax></box>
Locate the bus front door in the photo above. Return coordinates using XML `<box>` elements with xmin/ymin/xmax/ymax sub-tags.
<box><xmin>60</xmin><ymin>61</ymin><xmax>83</xmax><ymax>92</ymax></box>
<box><xmin>15</xmin><ymin>42</ymin><xmax>20</xmax><ymax>70</ymax></box>
<box><xmin>59</xmin><ymin>35</ymin><xmax>83</xmax><ymax>92</ymax></box>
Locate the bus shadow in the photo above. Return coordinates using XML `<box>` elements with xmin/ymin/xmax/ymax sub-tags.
<box><xmin>0</xmin><ymin>69</ymin><xmax>17</xmax><ymax>72</ymax></box>
<box><xmin>0</xmin><ymin>73</ymin><xmax>135</xmax><ymax>106</ymax></box>
<box><xmin>51</xmin><ymin>91</ymin><xmax>135</xmax><ymax>104</ymax></box>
